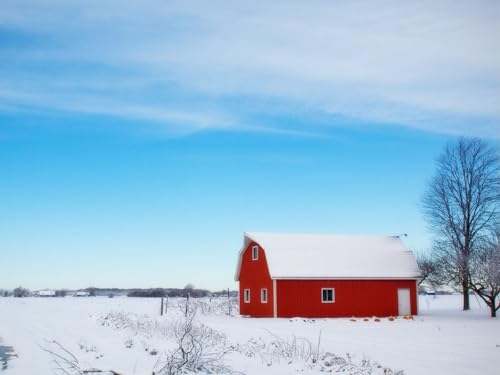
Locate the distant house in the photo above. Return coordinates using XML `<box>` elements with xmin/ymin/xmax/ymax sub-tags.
<box><xmin>34</xmin><ymin>290</ymin><xmax>56</xmax><ymax>297</ymax></box>
<box><xmin>235</xmin><ymin>232</ymin><xmax>420</xmax><ymax>318</ymax></box>
<box><xmin>74</xmin><ymin>291</ymin><xmax>91</xmax><ymax>297</ymax></box>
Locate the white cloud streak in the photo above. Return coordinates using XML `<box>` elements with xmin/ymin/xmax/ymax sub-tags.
<box><xmin>0</xmin><ymin>0</ymin><xmax>499</xmax><ymax>137</ymax></box>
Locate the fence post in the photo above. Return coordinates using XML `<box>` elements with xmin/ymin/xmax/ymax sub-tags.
<box><xmin>185</xmin><ymin>293</ymin><xmax>190</xmax><ymax>317</ymax></box>
<box><xmin>227</xmin><ymin>288</ymin><xmax>231</xmax><ymax>315</ymax></box>
<box><xmin>160</xmin><ymin>297</ymin><xmax>164</xmax><ymax>316</ymax></box>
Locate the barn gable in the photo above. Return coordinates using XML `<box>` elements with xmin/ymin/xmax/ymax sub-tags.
<box><xmin>235</xmin><ymin>232</ymin><xmax>420</xmax><ymax>281</ymax></box>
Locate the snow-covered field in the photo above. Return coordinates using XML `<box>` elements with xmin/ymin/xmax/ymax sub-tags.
<box><xmin>0</xmin><ymin>295</ymin><xmax>498</xmax><ymax>374</ymax></box>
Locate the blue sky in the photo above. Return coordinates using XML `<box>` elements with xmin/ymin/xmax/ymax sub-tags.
<box><xmin>0</xmin><ymin>1</ymin><xmax>499</xmax><ymax>290</ymax></box>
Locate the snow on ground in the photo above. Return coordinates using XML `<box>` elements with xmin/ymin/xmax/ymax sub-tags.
<box><xmin>0</xmin><ymin>294</ymin><xmax>498</xmax><ymax>374</ymax></box>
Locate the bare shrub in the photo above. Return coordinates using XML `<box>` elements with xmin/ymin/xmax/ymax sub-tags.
<box><xmin>77</xmin><ymin>340</ymin><xmax>103</xmax><ymax>359</ymax></box>
<box><xmin>236</xmin><ymin>332</ymin><xmax>320</xmax><ymax>367</ymax></box>
<box><xmin>236</xmin><ymin>332</ymin><xmax>403</xmax><ymax>374</ymax></box>
<box><xmin>183</xmin><ymin>297</ymin><xmax>239</xmax><ymax>316</ymax></box>
<box><xmin>153</xmin><ymin>312</ymin><xmax>233</xmax><ymax>375</ymax></box>
<box><xmin>97</xmin><ymin>307</ymin><xmax>234</xmax><ymax>374</ymax></box>
<box><xmin>98</xmin><ymin>311</ymin><xmax>170</xmax><ymax>344</ymax></box>
<box><xmin>40</xmin><ymin>340</ymin><xmax>118</xmax><ymax>375</ymax></box>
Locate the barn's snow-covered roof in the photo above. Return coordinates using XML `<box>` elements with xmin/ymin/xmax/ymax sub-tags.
<box><xmin>235</xmin><ymin>232</ymin><xmax>420</xmax><ymax>281</ymax></box>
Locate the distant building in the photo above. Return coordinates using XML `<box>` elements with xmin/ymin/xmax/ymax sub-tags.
<box><xmin>235</xmin><ymin>232</ymin><xmax>420</xmax><ymax>318</ymax></box>
<box><xmin>34</xmin><ymin>290</ymin><xmax>56</xmax><ymax>297</ymax></box>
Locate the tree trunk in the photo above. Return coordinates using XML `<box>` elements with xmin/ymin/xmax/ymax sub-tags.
<box><xmin>462</xmin><ymin>281</ymin><xmax>470</xmax><ymax>310</ymax></box>
<box><xmin>491</xmin><ymin>304</ymin><xmax>496</xmax><ymax>318</ymax></box>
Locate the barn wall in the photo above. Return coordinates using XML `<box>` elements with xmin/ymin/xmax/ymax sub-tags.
<box><xmin>239</xmin><ymin>242</ymin><xmax>274</xmax><ymax>317</ymax></box>
<box><xmin>277</xmin><ymin>279</ymin><xmax>417</xmax><ymax>318</ymax></box>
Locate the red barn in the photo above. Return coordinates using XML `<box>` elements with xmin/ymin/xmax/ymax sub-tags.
<box><xmin>235</xmin><ymin>232</ymin><xmax>420</xmax><ymax>318</ymax></box>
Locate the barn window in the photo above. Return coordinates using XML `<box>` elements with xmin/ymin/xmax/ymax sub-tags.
<box><xmin>244</xmin><ymin>289</ymin><xmax>251</xmax><ymax>303</ymax></box>
<box><xmin>321</xmin><ymin>288</ymin><xmax>335</xmax><ymax>303</ymax></box>
<box><xmin>252</xmin><ymin>245</ymin><xmax>259</xmax><ymax>260</ymax></box>
<box><xmin>261</xmin><ymin>288</ymin><xmax>268</xmax><ymax>303</ymax></box>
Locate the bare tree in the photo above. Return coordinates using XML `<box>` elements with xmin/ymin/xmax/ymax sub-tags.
<box><xmin>422</xmin><ymin>138</ymin><xmax>500</xmax><ymax>310</ymax></box>
<box><xmin>415</xmin><ymin>251</ymin><xmax>443</xmax><ymax>290</ymax></box>
<box><xmin>469</xmin><ymin>234</ymin><xmax>500</xmax><ymax>317</ymax></box>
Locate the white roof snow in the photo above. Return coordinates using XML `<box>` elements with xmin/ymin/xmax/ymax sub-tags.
<box><xmin>235</xmin><ymin>232</ymin><xmax>420</xmax><ymax>281</ymax></box>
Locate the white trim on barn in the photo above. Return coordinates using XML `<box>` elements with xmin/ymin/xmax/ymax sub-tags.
<box><xmin>273</xmin><ymin>276</ymin><xmax>418</xmax><ymax>280</ymax></box>
<box><xmin>261</xmin><ymin>288</ymin><xmax>268</xmax><ymax>303</ymax></box>
<box><xmin>252</xmin><ymin>245</ymin><xmax>259</xmax><ymax>260</ymax></box>
<box><xmin>415</xmin><ymin>280</ymin><xmax>419</xmax><ymax>314</ymax></box>
<box><xmin>273</xmin><ymin>279</ymin><xmax>277</xmax><ymax>318</ymax></box>
<box><xmin>321</xmin><ymin>288</ymin><xmax>335</xmax><ymax>303</ymax></box>
<box><xmin>243</xmin><ymin>289</ymin><xmax>251</xmax><ymax>303</ymax></box>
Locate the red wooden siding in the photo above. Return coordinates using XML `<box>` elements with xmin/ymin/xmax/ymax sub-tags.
<box><xmin>239</xmin><ymin>242</ymin><xmax>274</xmax><ymax>317</ymax></box>
<box><xmin>277</xmin><ymin>279</ymin><xmax>417</xmax><ymax>318</ymax></box>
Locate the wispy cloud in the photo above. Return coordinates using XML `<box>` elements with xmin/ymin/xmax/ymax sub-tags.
<box><xmin>0</xmin><ymin>0</ymin><xmax>499</xmax><ymax>137</ymax></box>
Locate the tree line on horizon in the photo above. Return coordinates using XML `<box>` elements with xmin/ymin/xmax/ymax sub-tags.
<box><xmin>0</xmin><ymin>285</ymin><xmax>237</xmax><ymax>298</ymax></box>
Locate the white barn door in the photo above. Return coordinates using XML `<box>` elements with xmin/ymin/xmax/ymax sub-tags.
<box><xmin>397</xmin><ymin>288</ymin><xmax>411</xmax><ymax>316</ymax></box>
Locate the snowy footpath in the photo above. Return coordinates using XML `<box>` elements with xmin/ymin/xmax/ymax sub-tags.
<box><xmin>0</xmin><ymin>295</ymin><xmax>498</xmax><ymax>374</ymax></box>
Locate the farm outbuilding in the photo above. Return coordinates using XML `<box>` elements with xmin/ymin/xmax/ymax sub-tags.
<box><xmin>235</xmin><ymin>232</ymin><xmax>420</xmax><ymax>318</ymax></box>
<box><xmin>34</xmin><ymin>290</ymin><xmax>56</xmax><ymax>297</ymax></box>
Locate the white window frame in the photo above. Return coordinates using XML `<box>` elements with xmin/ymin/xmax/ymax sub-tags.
<box><xmin>252</xmin><ymin>245</ymin><xmax>259</xmax><ymax>260</ymax></box>
<box><xmin>321</xmin><ymin>288</ymin><xmax>335</xmax><ymax>303</ymax></box>
<box><xmin>244</xmin><ymin>289</ymin><xmax>251</xmax><ymax>303</ymax></box>
<box><xmin>261</xmin><ymin>288</ymin><xmax>268</xmax><ymax>303</ymax></box>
